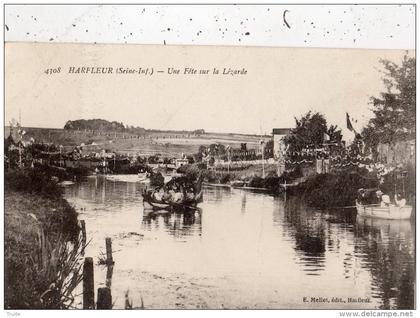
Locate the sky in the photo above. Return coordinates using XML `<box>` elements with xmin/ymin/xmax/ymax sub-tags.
<box><xmin>5</xmin><ymin>43</ymin><xmax>413</xmax><ymax>144</ymax></box>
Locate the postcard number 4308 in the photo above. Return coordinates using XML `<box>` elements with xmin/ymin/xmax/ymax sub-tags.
<box><xmin>44</xmin><ymin>67</ymin><xmax>61</xmax><ymax>75</ymax></box>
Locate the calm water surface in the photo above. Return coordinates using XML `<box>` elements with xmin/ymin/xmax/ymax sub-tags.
<box><xmin>64</xmin><ymin>176</ymin><xmax>415</xmax><ymax>309</ymax></box>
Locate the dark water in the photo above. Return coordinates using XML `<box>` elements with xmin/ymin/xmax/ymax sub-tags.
<box><xmin>64</xmin><ymin>175</ymin><xmax>415</xmax><ymax>309</ymax></box>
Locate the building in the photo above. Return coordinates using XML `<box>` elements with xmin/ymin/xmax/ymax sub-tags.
<box><xmin>272</xmin><ymin>128</ymin><xmax>291</xmax><ymax>160</ymax></box>
<box><xmin>175</xmin><ymin>158</ymin><xmax>189</xmax><ymax>168</ymax></box>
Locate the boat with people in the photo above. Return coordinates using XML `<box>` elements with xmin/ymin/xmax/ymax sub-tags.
<box><xmin>356</xmin><ymin>188</ymin><xmax>412</xmax><ymax>220</ymax></box>
<box><xmin>142</xmin><ymin>173</ymin><xmax>203</xmax><ymax>210</ymax></box>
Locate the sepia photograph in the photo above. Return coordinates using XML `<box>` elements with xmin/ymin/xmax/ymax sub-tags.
<box><xmin>3</xmin><ymin>4</ymin><xmax>416</xmax><ymax>313</ymax></box>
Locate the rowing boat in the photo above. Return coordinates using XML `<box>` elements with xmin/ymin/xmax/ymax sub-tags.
<box><xmin>142</xmin><ymin>172</ymin><xmax>203</xmax><ymax>210</ymax></box>
<box><xmin>142</xmin><ymin>190</ymin><xmax>203</xmax><ymax>210</ymax></box>
<box><xmin>355</xmin><ymin>201</ymin><xmax>412</xmax><ymax>220</ymax></box>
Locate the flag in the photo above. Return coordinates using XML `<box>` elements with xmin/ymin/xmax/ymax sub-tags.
<box><xmin>346</xmin><ymin>113</ymin><xmax>358</xmax><ymax>136</ymax></box>
<box><xmin>346</xmin><ymin>112</ymin><xmax>357</xmax><ymax>134</ymax></box>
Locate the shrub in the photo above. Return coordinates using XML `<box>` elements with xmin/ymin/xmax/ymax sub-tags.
<box><xmin>299</xmin><ymin>167</ymin><xmax>377</xmax><ymax>209</ymax></box>
<box><xmin>248</xmin><ymin>176</ymin><xmax>265</xmax><ymax>188</ymax></box>
<box><xmin>220</xmin><ymin>174</ymin><xmax>231</xmax><ymax>184</ymax></box>
<box><xmin>5</xmin><ymin>169</ymin><xmax>63</xmax><ymax>199</ymax></box>
<box><xmin>264</xmin><ymin>176</ymin><xmax>281</xmax><ymax>192</ymax></box>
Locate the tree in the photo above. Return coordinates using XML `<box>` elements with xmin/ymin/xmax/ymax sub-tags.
<box><xmin>284</xmin><ymin>111</ymin><xmax>340</xmax><ymax>152</ymax></box>
<box><xmin>363</xmin><ymin>54</ymin><xmax>415</xmax><ymax>149</ymax></box>
<box><xmin>196</xmin><ymin>145</ymin><xmax>207</xmax><ymax>162</ymax></box>
<box><xmin>326</xmin><ymin>125</ymin><xmax>343</xmax><ymax>145</ymax></box>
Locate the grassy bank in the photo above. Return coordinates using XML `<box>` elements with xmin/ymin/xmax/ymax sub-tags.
<box><xmin>292</xmin><ymin>164</ymin><xmax>415</xmax><ymax>210</ymax></box>
<box><xmin>292</xmin><ymin>167</ymin><xmax>378</xmax><ymax>209</ymax></box>
<box><xmin>5</xmin><ymin>169</ymin><xmax>82</xmax><ymax>309</ymax></box>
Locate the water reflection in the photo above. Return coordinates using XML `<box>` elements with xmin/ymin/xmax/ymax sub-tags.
<box><xmin>64</xmin><ymin>176</ymin><xmax>414</xmax><ymax>309</ymax></box>
<box><xmin>282</xmin><ymin>198</ymin><xmax>327</xmax><ymax>275</ymax></box>
<box><xmin>354</xmin><ymin>217</ymin><xmax>415</xmax><ymax>309</ymax></box>
<box><xmin>142</xmin><ymin>209</ymin><xmax>202</xmax><ymax>238</ymax></box>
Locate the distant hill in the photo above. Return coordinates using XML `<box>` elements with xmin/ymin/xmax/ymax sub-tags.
<box><xmin>64</xmin><ymin>119</ymin><xmax>143</xmax><ymax>132</ymax></box>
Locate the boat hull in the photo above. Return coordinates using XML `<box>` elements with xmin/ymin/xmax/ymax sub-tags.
<box><xmin>142</xmin><ymin>191</ymin><xmax>202</xmax><ymax>211</ymax></box>
<box><xmin>356</xmin><ymin>201</ymin><xmax>412</xmax><ymax>220</ymax></box>
<box><xmin>143</xmin><ymin>200</ymin><xmax>171</xmax><ymax>209</ymax></box>
<box><xmin>143</xmin><ymin>199</ymin><xmax>198</xmax><ymax>211</ymax></box>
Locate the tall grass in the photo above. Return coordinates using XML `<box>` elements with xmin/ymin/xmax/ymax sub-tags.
<box><xmin>5</xmin><ymin>168</ymin><xmax>83</xmax><ymax>309</ymax></box>
<box><xmin>5</xmin><ymin>226</ymin><xmax>84</xmax><ymax>309</ymax></box>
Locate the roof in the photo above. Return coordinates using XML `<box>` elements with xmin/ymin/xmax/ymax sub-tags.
<box><xmin>272</xmin><ymin>128</ymin><xmax>291</xmax><ymax>135</ymax></box>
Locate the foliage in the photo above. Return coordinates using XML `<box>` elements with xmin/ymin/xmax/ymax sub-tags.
<box><xmin>5</xmin><ymin>227</ymin><xmax>84</xmax><ymax>309</ymax></box>
<box><xmin>220</xmin><ymin>174</ymin><xmax>231</xmax><ymax>184</ymax></box>
<box><xmin>297</xmin><ymin>167</ymin><xmax>378</xmax><ymax>209</ymax></box>
<box><xmin>5</xmin><ymin>169</ymin><xmax>64</xmax><ymax>199</ymax></box>
<box><xmin>284</xmin><ymin>111</ymin><xmax>342</xmax><ymax>153</ymax></box>
<box><xmin>362</xmin><ymin>55</ymin><xmax>415</xmax><ymax>149</ymax></box>
<box><xmin>64</xmin><ymin>119</ymin><xmax>147</xmax><ymax>135</ymax></box>
<box><xmin>149</xmin><ymin>172</ymin><xmax>165</xmax><ymax>187</ymax></box>
<box><xmin>209</xmin><ymin>143</ymin><xmax>227</xmax><ymax>156</ymax></box>
<box><xmin>377</xmin><ymin>163</ymin><xmax>415</xmax><ymax>205</ymax></box>
<box><xmin>5</xmin><ymin>177</ymin><xmax>82</xmax><ymax>308</ymax></box>
<box><xmin>248</xmin><ymin>176</ymin><xmax>264</xmax><ymax>188</ymax></box>
<box><xmin>5</xmin><ymin>170</ymin><xmax>80</xmax><ymax>240</ymax></box>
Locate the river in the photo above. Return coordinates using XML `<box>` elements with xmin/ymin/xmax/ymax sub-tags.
<box><xmin>64</xmin><ymin>175</ymin><xmax>415</xmax><ymax>309</ymax></box>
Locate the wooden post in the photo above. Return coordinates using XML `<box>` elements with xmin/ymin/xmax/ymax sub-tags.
<box><xmin>80</xmin><ymin>220</ymin><xmax>86</xmax><ymax>255</ymax></box>
<box><xmin>106</xmin><ymin>264</ymin><xmax>114</xmax><ymax>288</ymax></box>
<box><xmin>105</xmin><ymin>237</ymin><xmax>114</xmax><ymax>265</ymax></box>
<box><xmin>83</xmin><ymin>257</ymin><xmax>95</xmax><ymax>309</ymax></box>
<box><xmin>97</xmin><ymin>287</ymin><xmax>112</xmax><ymax>309</ymax></box>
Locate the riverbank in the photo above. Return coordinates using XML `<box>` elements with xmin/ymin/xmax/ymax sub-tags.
<box><xmin>5</xmin><ymin>169</ymin><xmax>82</xmax><ymax>309</ymax></box>
<box><xmin>178</xmin><ymin>162</ymin><xmax>415</xmax><ymax>210</ymax></box>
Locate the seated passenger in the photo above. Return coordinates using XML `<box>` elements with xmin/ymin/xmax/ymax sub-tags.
<box><xmin>394</xmin><ymin>193</ymin><xmax>407</xmax><ymax>207</ymax></box>
<box><xmin>380</xmin><ymin>194</ymin><xmax>391</xmax><ymax>207</ymax></box>
<box><xmin>375</xmin><ymin>190</ymin><xmax>383</xmax><ymax>204</ymax></box>
<box><xmin>153</xmin><ymin>188</ymin><xmax>165</xmax><ymax>201</ymax></box>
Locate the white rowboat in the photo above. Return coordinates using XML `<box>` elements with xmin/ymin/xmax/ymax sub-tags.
<box><xmin>355</xmin><ymin>201</ymin><xmax>412</xmax><ymax>220</ymax></box>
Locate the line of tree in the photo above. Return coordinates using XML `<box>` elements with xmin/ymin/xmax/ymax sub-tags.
<box><xmin>64</xmin><ymin>119</ymin><xmax>128</xmax><ymax>132</ymax></box>
<box><xmin>362</xmin><ymin>54</ymin><xmax>415</xmax><ymax>152</ymax></box>
<box><xmin>64</xmin><ymin>119</ymin><xmax>208</xmax><ymax>137</ymax></box>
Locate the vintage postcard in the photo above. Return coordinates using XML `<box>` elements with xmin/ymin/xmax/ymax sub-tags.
<box><xmin>4</xmin><ymin>42</ymin><xmax>415</xmax><ymax>310</ymax></box>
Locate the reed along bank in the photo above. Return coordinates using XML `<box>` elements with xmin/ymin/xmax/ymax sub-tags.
<box><xmin>5</xmin><ymin>168</ymin><xmax>82</xmax><ymax>309</ymax></box>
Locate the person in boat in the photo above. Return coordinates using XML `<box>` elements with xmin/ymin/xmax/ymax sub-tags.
<box><xmin>375</xmin><ymin>190</ymin><xmax>383</xmax><ymax>204</ymax></box>
<box><xmin>380</xmin><ymin>194</ymin><xmax>391</xmax><ymax>207</ymax></box>
<box><xmin>357</xmin><ymin>188</ymin><xmax>369</xmax><ymax>205</ymax></box>
<box><xmin>166</xmin><ymin>184</ymin><xmax>184</xmax><ymax>203</ymax></box>
<box><xmin>185</xmin><ymin>186</ymin><xmax>195</xmax><ymax>201</ymax></box>
<box><xmin>153</xmin><ymin>187</ymin><xmax>165</xmax><ymax>201</ymax></box>
<box><xmin>394</xmin><ymin>193</ymin><xmax>407</xmax><ymax>207</ymax></box>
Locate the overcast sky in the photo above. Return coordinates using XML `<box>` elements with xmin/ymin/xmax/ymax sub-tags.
<box><xmin>6</xmin><ymin>43</ymin><xmax>413</xmax><ymax>143</ymax></box>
